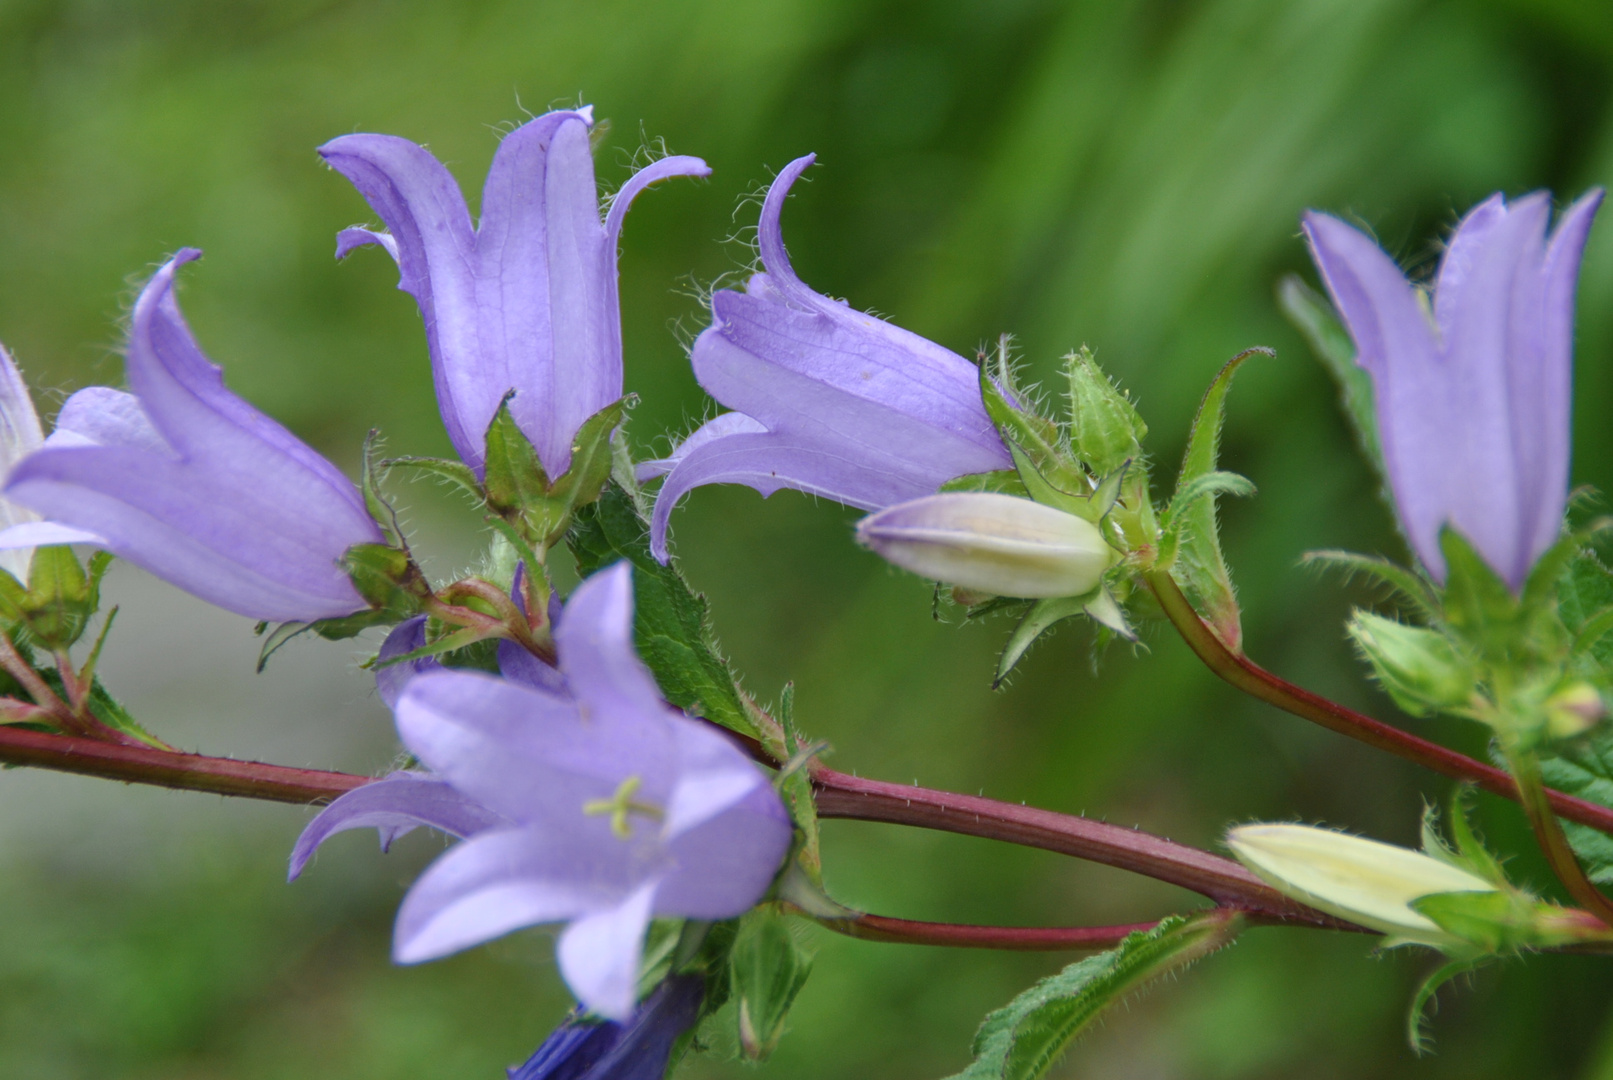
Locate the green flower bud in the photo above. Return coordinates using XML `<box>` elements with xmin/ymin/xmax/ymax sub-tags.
<box><xmin>856</xmin><ymin>493</ymin><xmax>1113</xmax><ymax>599</ymax></box>
<box><xmin>1064</xmin><ymin>346</ymin><xmax>1146</xmax><ymax>476</ymax></box>
<box><xmin>1347</xmin><ymin>610</ymin><xmax>1475</xmax><ymax>717</ymax></box>
<box><xmin>1227</xmin><ymin>823</ymin><xmax>1496</xmax><ymax>947</ymax></box>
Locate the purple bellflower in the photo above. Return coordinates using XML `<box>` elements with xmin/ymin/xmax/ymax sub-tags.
<box><xmin>1304</xmin><ymin>189</ymin><xmax>1603</xmax><ymax>589</ymax></box>
<box><xmin>1</xmin><ymin>250</ymin><xmax>384</xmax><ymax>622</ymax></box>
<box><xmin>640</xmin><ymin>154</ymin><xmax>1011</xmax><ymax>562</ymax></box>
<box><xmin>0</xmin><ymin>344</ymin><xmax>71</xmax><ymax>582</ymax></box>
<box><xmin>290</xmin><ymin>562</ymin><xmax>792</xmax><ymax>1020</ymax></box>
<box><xmin>321</xmin><ymin>108</ymin><xmax>710</xmax><ymax>478</ymax></box>
<box><xmin>507</xmin><ymin>974</ymin><xmax>704</xmax><ymax>1080</ymax></box>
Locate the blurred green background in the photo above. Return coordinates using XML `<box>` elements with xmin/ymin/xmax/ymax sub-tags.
<box><xmin>0</xmin><ymin>0</ymin><xmax>1610</xmax><ymax>1076</ymax></box>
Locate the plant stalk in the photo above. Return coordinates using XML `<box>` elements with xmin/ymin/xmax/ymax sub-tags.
<box><xmin>1504</xmin><ymin>744</ymin><xmax>1613</xmax><ymax>925</ymax></box>
<box><xmin>1143</xmin><ymin>569</ymin><xmax>1613</xmax><ymax>837</ymax></box>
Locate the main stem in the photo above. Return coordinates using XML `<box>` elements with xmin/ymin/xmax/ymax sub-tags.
<box><xmin>0</xmin><ymin>723</ymin><xmax>1338</xmax><ymax>928</ymax></box>
<box><xmin>1144</xmin><ymin>569</ymin><xmax>1613</xmax><ymax>836</ymax></box>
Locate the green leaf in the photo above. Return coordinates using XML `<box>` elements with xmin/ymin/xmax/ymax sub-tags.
<box><xmin>1166</xmin><ymin>348</ymin><xmax>1269</xmax><ymax>652</ymax></box>
<box><xmin>360</xmin><ymin>429</ymin><xmax>407</xmax><ymax>545</ymax></box>
<box><xmin>774</xmin><ymin>683</ymin><xmax>823</xmax><ymax>884</ymax></box>
<box><xmin>1277</xmin><ymin>274</ymin><xmax>1384</xmax><ymax>479</ymax></box>
<box><xmin>940</xmin><ymin>470</ymin><xmax>1031</xmax><ymax>497</ymax></box>
<box><xmin>730</xmin><ymin>909</ymin><xmax>814</xmax><ymax>1060</ymax></box>
<box><xmin>1538</xmin><ymin>728</ymin><xmax>1613</xmax><ymax>883</ymax></box>
<box><xmin>1301</xmin><ymin>549</ymin><xmax>1440</xmax><ymax>621</ymax></box>
<box><xmin>946</xmin><ymin>912</ymin><xmax>1241</xmax><ymax>1080</ymax></box>
<box><xmin>1438</xmin><ymin>528</ymin><xmax>1524</xmax><ymax>662</ymax></box>
<box><xmin>569</xmin><ymin>485</ymin><xmax>756</xmax><ymax>738</ymax></box>
<box><xmin>482</xmin><ymin>396</ymin><xmax>550</xmax><ymax>514</ymax></box>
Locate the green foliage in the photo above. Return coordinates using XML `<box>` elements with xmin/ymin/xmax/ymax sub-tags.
<box><xmin>22</xmin><ymin>546</ymin><xmax>96</xmax><ymax>649</ymax></box>
<box><xmin>1063</xmin><ymin>346</ymin><xmax>1146</xmax><ymax>477</ymax></box>
<box><xmin>1302</xmin><ymin>549</ymin><xmax>1440</xmax><ymax>621</ymax></box>
<box><xmin>977</xmin><ymin>365</ymin><xmax>1088</xmax><ymax>515</ymax></box>
<box><xmin>939</xmin><ymin>471</ymin><xmax>1031</xmax><ymax>497</ymax></box>
<box><xmin>482</xmin><ymin>396</ymin><xmax>551</xmax><ymax>514</ymax></box>
<box><xmin>1163</xmin><ymin>349</ymin><xmax>1269</xmax><ymax>651</ymax></box>
<box><xmin>570</xmin><ymin>484</ymin><xmax>756</xmax><ymax>738</ymax></box>
<box><xmin>945</xmin><ymin>913</ymin><xmax>1242</xmax><ymax>1080</ymax></box>
<box><xmin>730</xmin><ymin>909</ymin><xmax>814</xmax><ymax>1060</ymax></box>
<box><xmin>1538</xmin><ymin>729</ymin><xmax>1613</xmax><ymax>884</ymax></box>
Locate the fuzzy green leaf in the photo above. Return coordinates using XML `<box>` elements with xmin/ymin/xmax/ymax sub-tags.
<box><xmin>945</xmin><ymin>912</ymin><xmax>1241</xmax><ymax>1080</ymax></box>
<box><xmin>570</xmin><ymin>485</ymin><xmax>756</xmax><ymax>738</ymax></box>
<box><xmin>1538</xmin><ymin>729</ymin><xmax>1613</xmax><ymax>884</ymax></box>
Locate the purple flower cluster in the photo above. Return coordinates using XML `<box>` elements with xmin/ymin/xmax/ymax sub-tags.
<box><xmin>291</xmin><ymin>563</ymin><xmax>792</xmax><ymax>1021</ymax></box>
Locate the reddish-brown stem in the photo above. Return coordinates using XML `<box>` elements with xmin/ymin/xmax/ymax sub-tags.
<box><xmin>810</xmin><ymin>764</ymin><xmax>1340</xmax><ymax>927</ymax></box>
<box><xmin>1144</xmin><ymin>570</ymin><xmax>1613</xmax><ymax>836</ymax></box>
<box><xmin>0</xmin><ymin>721</ymin><xmax>1341</xmax><ymax>927</ymax></box>
<box><xmin>810</xmin><ymin>911</ymin><xmax>1163</xmax><ymax>951</ymax></box>
<box><xmin>1506</xmin><ymin>746</ymin><xmax>1613</xmax><ymax>925</ymax></box>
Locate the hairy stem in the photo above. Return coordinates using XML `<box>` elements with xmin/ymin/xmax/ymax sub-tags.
<box><xmin>810</xmin><ymin>764</ymin><xmax>1339</xmax><ymax>926</ymax></box>
<box><xmin>1144</xmin><ymin>569</ymin><xmax>1613</xmax><ymax>836</ymax></box>
<box><xmin>0</xmin><ymin>722</ymin><xmax>1341</xmax><ymax>927</ymax></box>
<box><xmin>807</xmin><ymin>911</ymin><xmax>1164</xmax><ymax>951</ymax></box>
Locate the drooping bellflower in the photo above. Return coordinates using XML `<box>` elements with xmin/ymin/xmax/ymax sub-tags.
<box><xmin>507</xmin><ymin>974</ymin><xmax>704</xmax><ymax>1080</ymax></box>
<box><xmin>322</xmin><ymin>108</ymin><xmax>710</xmax><ymax>478</ymax></box>
<box><xmin>1303</xmin><ymin>190</ymin><xmax>1603</xmax><ymax>589</ymax></box>
<box><xmin>290</xmin><ymin>562</ymin><xmax>792</xmax><ymax>1020</ymax></box>
<box><xmin>642</xmin><ymin>154</ymin><xmax>1011</xmax><ymax>561</ymax></box>
<box><xmin>2</xmin><ymin>250</ymin><xmax>384</xmax><ymax>622</ymax></box>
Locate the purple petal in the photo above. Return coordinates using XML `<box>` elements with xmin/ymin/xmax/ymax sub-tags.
<box><xmin>636</xmin><ymin>411</ymin><xmax>767</xmax><ymax>482</ymax></box>
<box><xmin>498</xmin><ymin>639</ymin><xmax>567</xmax><ymax>693</ymax></box>
<box><xmin>556</xmin><ymin>882</ymin><xmax>659</xmax><ymax>1021</ymax></box>
<box><xmin>553</xmin><ymin>562</ymin><xmax>676</xmax><ymax>729</ymax></box>
<box><xmin>393</xmin><ymin>824</ymin><xmax>661</xmax><ymax>970</ymax></box>
<box><xmin>646</xmin><ymin>159</ymin><xmax>1009</xmax><ymax>560</ymax></box>
<box><xmin>661</xmin><ymin>719</ymin><xmax>771</xmax><ymax>839</ymax></box>
<box><xmin>655</xmin><ymin>780</ymin><xmax>792</xmax><ymax>919</ymax></box>
<box><xmin>47</xmin><ymin>387</ymin><xmax>170</xmax><ymax>456</ymax></box>
<box><xmin>375</xmin><ymin>616</ymin><xmax>441</xmax><ymax>709</ymax></box>
<box><xmin>6</xmin><ymin>254</ymin><xmax>383</xmax><ymax>622</ymax></box>
<box><xmin>287</xmin><ymin>771</ymin><xmax>507</xmax><ymax>881</ymax></box>
<box><xmin>335</xmin><ymin>226</ymin><xmax>398</xmax><ymax>263</ymax></box>
<box><xmin>0</xmin><ymin>347</ymin><xmax>47</xmax><ymax>581</ymax></box>
<box><xmin>395</xmin><ymin>667</ymin><xmax>676</xmax><ymax>824</ymax></box>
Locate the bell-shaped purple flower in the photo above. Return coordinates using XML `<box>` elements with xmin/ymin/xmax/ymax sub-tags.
<box><xmin>290</xmin><ymin>562</ymin><xmax>792</xmax><ymax>1020</ymax></box>
<box><xmin>2</xmin><ymin>250</ymin><xmax>384</xmax><ymax>622</ymax></box>
<box><xmin>641</xmin><ymin>154</ymin><xmax>1011</xmax><ymax>562</ymax></box>
<box><xmin>508</xmin><ymin>974</ymin><xmax>704</xmax><ymax>1080</ymax></box>
<box><xmin>1304</xmin><ymin>190</ymin><xmax>1603</xmax><ymax>589</ymax></box>
<box><xmin>321</xmin><ymin>108</ymin><xmax>710</xmax><ymax>478</ymax></box>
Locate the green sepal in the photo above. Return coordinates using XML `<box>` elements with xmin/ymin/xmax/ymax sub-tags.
<box><xmin>1420</xmin><ymin>790</ymin><xmax>1508</xmax><ymax>886</ymax></box>
<box><xmin>1164</xmin><ymin>348</ymin><xmax>1268</xmax><ymax>652</ymax></box>
<box><xmin>1277</xmin><ymin>274</ymin><xmax>1384</xmax><ymax>479</ymax></box>
<box><xmin>730</xmin><ymin>908</ymin><xmax>814</xmax><ymax>1061</ymax></box>
<box><xmin>1347</xmin><ymin>610</ymin><xmax>1476</xmax><ymax>719</ymax></box>
<box><xmin>371</xmin><ymin>624</ymin><xmax>491</xmax><ymax>670</ymax></box>
<box><xmin>946</xmin><ymin>911</ymin><xmax>1242</xmax><ymax>1080</ymax></box>
<box><xmin>22</xmin><ymin>545</ymin><xmax>95</xmax><ymax>648</ymax></box>
<box><xmin>1438</xmin><ymin>528</ymin><xmax>1532</xmax><ymax>665</ymax></box>
<box><xmin>996</xmin><ymin>594</ymin><xmax>1089</xmax><ymax>687</ymax></box>
<box><xmin>482</xmin><ymin>395</ymin><xmax>550</xmax><ymax>514</ymax></box>
<box><xmin>570</xmin><ymin>485</ymin><xmax>757</xmax><ymax>739</ymax></box>
<box><xmin>485</xmin><ymin>396</ymin><xmax>630</xmax><ymax>549</ymax></box>
<box><xmin>1063</xmin><ymin>346</ymin><xmax>1146</xmax><ymax>477</ymax></box>
<box><xmin>773</xmin><ymin>683</ymin><xmax>824</xmax><ymax>885</ymax></box>
<box><xmin>940</xmin><ymin>470</ymin><xmax>1031</xmax><ymax>497</ymax></box>
<box><xmin>256</xmin><ymin>620</ymin><xmax>314</xmax><ymax>672</ymax></box>
<box><xmin>1405</xmin><ymin>957</ymin><xmax>1487</xmax><ymax>1055</ymax></box>
<box><xmin>360</xmin><ymin>429</ymin><xmax>406</xmax><ymax>546</ymax></box>
<box><xmin>1301</xmin><ymin>549</ymin><xmax>1439</xmax><ymax>621</ymax></box>
<box><xmin>979</xmin><ymin>365</ymin><xmax>1088</xmax><ymax>503</ymax></box>
<box><xmin>0</xmin><ymin>566</ymin><xmax>27</xmax><ymax>624</ymax></box>
<box><xmin>383</xmin><ymin>455</ymin><xmax>483</xmax><ymax>504</ymax></box>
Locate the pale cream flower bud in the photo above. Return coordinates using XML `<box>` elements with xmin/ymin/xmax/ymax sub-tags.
<box><xmin>855</xmin><ymin>492</ymin><xmax>1112</xmax><ymax>599</ymax></box>
<box><xmin>1226</xmin><ymin>823</ymin><xmax>1496</xmax><ymax>945</ymax></box>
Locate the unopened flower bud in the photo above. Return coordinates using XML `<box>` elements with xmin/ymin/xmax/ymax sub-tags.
<box><xmin>1347</xmin><ymin>610</ymin><xmax>1474</xmax><ymax>718</ymax></box>
<box><xmin>1544</xmin><ymin>681</ymin><xmax>1604</xmax><ymax>739</ymax></box>
<box><xmin>1227</xmin><ymin>823</ymin><xmax>1496</xmax><ymax>946</ymax></box>
<box><xmin>856</xmin><ymin>492</ymin><xmax>1112</xmax><ymax>599</ymax></box>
